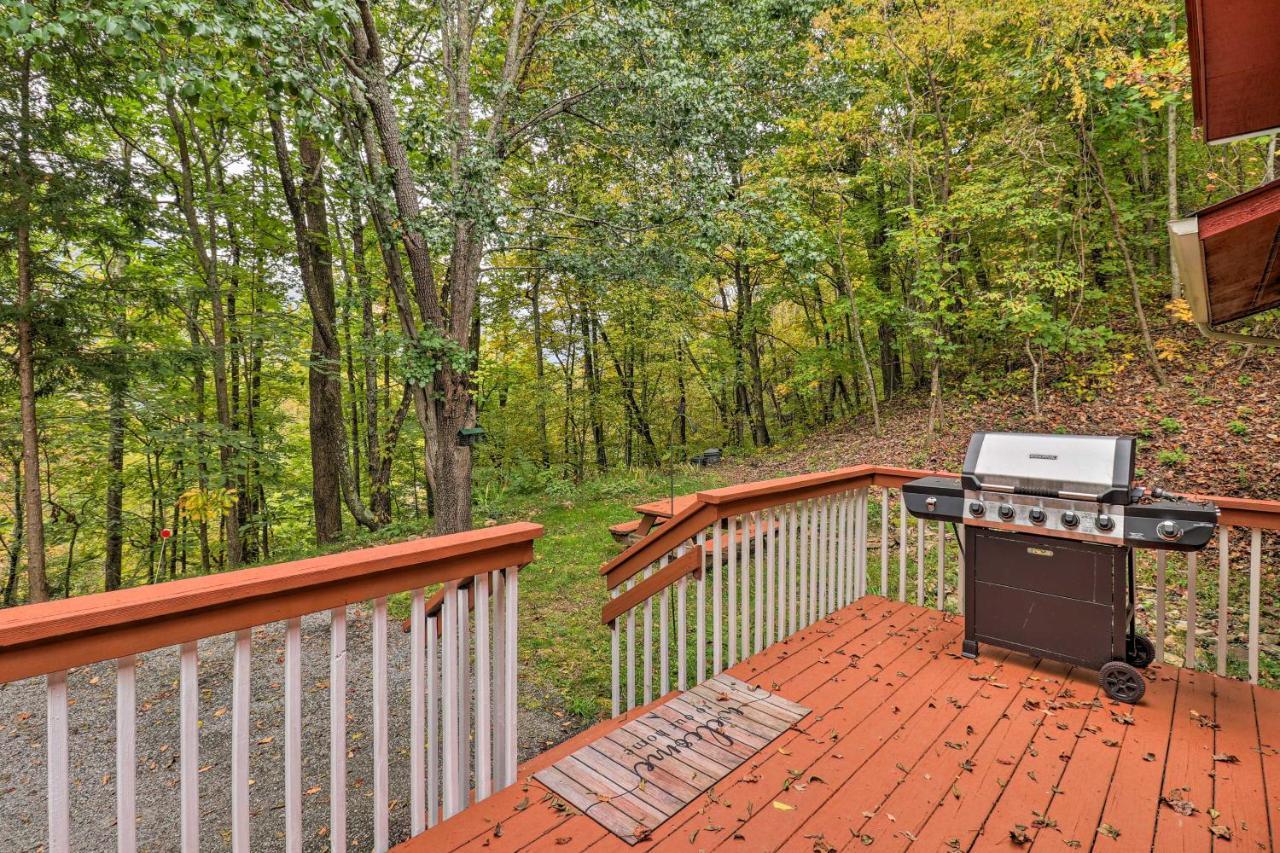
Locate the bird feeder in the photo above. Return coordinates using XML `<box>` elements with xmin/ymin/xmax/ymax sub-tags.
<box><xmin>457</xmin><ymin>426</ymin><xmax>487</xmax><ymax>447</ymax></box>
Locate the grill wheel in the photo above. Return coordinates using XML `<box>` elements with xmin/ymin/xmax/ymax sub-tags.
<box><xmin>1099</xmin><ymin>661</ymin><xmax>1146</xmax><ymax>704</ymax></box>
<box><xmin>1126</xmin><ymin>634</ymin><xmax>1156</xmax><ymax>669</ymax></box>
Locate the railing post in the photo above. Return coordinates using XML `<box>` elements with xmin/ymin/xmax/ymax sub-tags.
<box><xmin>179</xmin><ymin>641</ymin><xmax>199</xmax><ymax>853</ymax></box>
<box><xmin>373</xmin><ymin>597</ymin><xmax>390</xmax><ymax>851</ymax></box>
<box><xmin>47</xmin><ymin>669</ymin><xmax>69</xmax><ymax>853</ymax></box>
<box><xmin>117</xmin><ymin>655</ymin><xmax>137</xmax><ymax>853</ymax></box>
<box><xmin>1217</xmin><ymin>529</ymin><xmax>1230</xmax><ymax>677</ymax></box>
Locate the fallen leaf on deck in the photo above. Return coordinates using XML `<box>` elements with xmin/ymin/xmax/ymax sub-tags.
<box><xmin>1212</xmin><ymin>753</ymin><xmax>1240</xmax><ymax>763</ymax></box>
<box><xmin>773</xmin><ymin>800</ymin><xmax>796</xmax><ymax>811</ymax></box>
<box><xmin>1097</xmin><ymin>823</ymin><xmax>1121</xmax><ymax>840</ymax></box>
<box><xmin>1209</xmin><ymin>825</ymin><xmax>1232</xmax><ymax>840</ymax></box>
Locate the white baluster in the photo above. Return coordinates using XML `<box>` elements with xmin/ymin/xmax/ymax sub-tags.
<box><xmin>677</xmin><ymin>548</ymin><xmax>688</xmax><ymax>691</ymax></box>
<box><xmin>117</xmin><ymin>655</ymin><xmax>137</xmax><ymax>853</ymax></box>
<box><xmin>644</xmin><ymin>564</ymin><xmax>654</xmax><ymax>705</ymax></box>
<box><xmin>1156</xmin><ymin>551</ymin><xmax>1168</xmax><ymax>658</ymax></box>
<box><xmin>937</xmin><ymin>521</ymin><xmax>946</xmax><ymax>611</ymax></box>
<box><xmin>330</xmin><ymin>610</ymin><xmax>347</xmax><ymax>849</ymax></box>
<box><xmin>881</xmin><ymin>487</ymin><xmax>890</xmax><ymax>598</ymax></box>
<box><xmin>500</xmin><ymin>566</ymin><xmax>519</xmax><ymax>786</ymax></box>
<box><xmin>1185</xmin><ymin>553</ymin><xmax>1198</xmax><ymax>668</ymax></box>
<box><xmin>441</xmin><ymin>582</ymin><xmax>462</xmax><ymax>818</ymax></box>
<box><xmin>798</xmin><ymin>500</ymin><xmax>809</xmax><ymax>627</ymax></box>
<box><xmin>1249</xmin><ymin>529</ymin><xmax>1262</xmax><ymax>684</ymax></box>
<box><xmin>659</xmin><ymin>557</ymin><xmax>670</xmax><ymax>695</ymax></box>
<box><xmin>610</xmin><ymin>592</ymin><xmax>620</xmax><ymax>718</ymax></box>
<box><xmin>766</xmin><ymin>506</ymin><xmax>777</xmax><ymax>646</ymax></box>
<box><xmin>285</xmin><ymin>617</ymin><xmax>303</xmax><ymax>853</ymax></box>
<box><xmin>696</xmin><ymin>530</ymin><xmax>707</xmax><ymax>683</ymax></box>
<box><xmin>474</xmin><ymin>571</ymin><xmax>492</xmax><ymax>800</ymax></box>
<box><xmin>373</xmin><ymin>598</ymin><xmax>389</xmax><ymax>851</ymax></box>
<box><xmin>411</xmin><ymin>589</ymin><xmax>426</xmax><ymax>833</ymax></box>
<box><xmin>427</xmin><ymin>613</ymin><xmax>440</xmax><ymax>825</ymax></box>
<box><xmin>457</xmin><ymin>586</ymin><xmax>471</xmax><ymax>799</ymax></box>
<box><xmin>626</xmin><ymin>576</ymin><xmax>636</xmax><ymax>710</ymax></box>
<box><xmin>754</xmin><ymin>509</ymin><xmax>764</xmax><ymax>653</ymax></box>
<box><xmin>856</xmin><ymin>488</ymin><xmax>867</xmax><ymax>600</ymax></box>
<box><xmin>836</xmin><ymin>493</ymin><xmax>848</xmax><ymax>608</ymax></box>
<box><xmin>179</xmin><ymin>641</ymin><xmax>198</xmax><ymax>853</ymax></box>
<box><xmin>783</xmin><ymin>502</ymin><xmax>793</xmax><ymax>635</ymax></box>
<box><xmin>898</xmin><ymin>497</ymin><xmax>907</xmax><ymax>602</ymax></box>
<box><xmin>47</xmin><ymin>670</ymin><xmax>68</xmax><ymax>853</ymax></box>
<box><xmin>916</xmin><ymin>519</ymin><xmax>925</xmax><ymax>607</ymax></box>
<box><xmin>808</xmin><ymin>499</ymin><xmax>819</xmax><ymax>624</ymax></box>
<box><xmin>1217</xmin><ymin>529</ymin><xmax>1229</xmax><ymax>677</ymax></box>
<box><xmin>727</xmin><ymin>514</ymin><xmax>738</xmax><ymax>666</ymax></box>
<box><xmin>232</xmin><ymin>631</ymin><xmax>252</xmax><ymax>852</ymax></box>
<box><xmin>741</xmin><ymin>511</ymin><xmax>751</xmax><ymax>657</ymax></box>
<box><xmin>713</xmin><ymin>521</ymin><xmax>723</xmax><ymax>674</ymax></box>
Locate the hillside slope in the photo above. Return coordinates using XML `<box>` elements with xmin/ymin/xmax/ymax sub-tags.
<box><xmin>722</xmin><ymin>341</ymin><xmax>1280</xmax><ymax>502</ymax></box>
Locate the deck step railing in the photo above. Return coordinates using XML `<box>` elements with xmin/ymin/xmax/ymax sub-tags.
<box><xmin>0</xmin><ymin>522</ymin><xmax>541</xmax><ymax>853</ymax></box>
<box><xmin>602</xmin><ymin>466</ymin><xmax>1280</xmax><ymax>715</ymax></box>
<box><xmin>600</xmin><ymin>466</ymin><xmax>955</xmax><ymax>717</ymax></box>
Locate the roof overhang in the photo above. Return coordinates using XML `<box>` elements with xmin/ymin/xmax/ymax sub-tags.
<box><xmin>1169</xmin><ymin>178</ymin><xmax>1280</xmax><ymax>345</ymax></box>
<box><xmin>1187</xmin><ymin>0</ymin><xmax>1280</xmax><ymax>145</ymax></box>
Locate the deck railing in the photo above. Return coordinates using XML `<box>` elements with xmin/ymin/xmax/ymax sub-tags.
<box><xmin>0</xmin><ymin>522</ymin><xmax>541</xmax><ymax>853</ymax></box>
<box><xmin>601</xmin><ymin>465</ymin><xmax>1280</xmax><ymax>716</ymax></box>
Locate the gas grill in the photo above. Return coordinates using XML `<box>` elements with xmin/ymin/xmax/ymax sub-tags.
<box><xmin>904</xmin><ymin>432</ymin><xmax>1218</xmax><ymax>704</ymax></box>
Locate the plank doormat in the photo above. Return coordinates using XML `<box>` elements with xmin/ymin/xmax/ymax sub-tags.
<box><xmin>533</xmin><ymin>674</ymin><xmax>810</xmax><ymax>844</ymax></box>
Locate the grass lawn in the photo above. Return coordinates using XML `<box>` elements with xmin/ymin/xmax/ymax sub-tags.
<box><xmin>500</xmin><ymin>467</ymin><xmax>726</xmax><ymax>722</ymax></box>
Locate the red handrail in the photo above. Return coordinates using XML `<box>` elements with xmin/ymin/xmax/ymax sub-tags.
<box><xmin>0</xmin><ymin>522</ymin><xmax>542</xmax><ymax>684</ymax></box>
<box><xmin>599</xmin><ymin>463</ymin><xmax>1280</xmax><ymax>625</ymax></box>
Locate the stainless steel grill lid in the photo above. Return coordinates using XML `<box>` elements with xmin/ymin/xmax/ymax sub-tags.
<box><xmin>961</xmin><ymin>432</ymin><xmax>1136</xmax><ymax>505</ymax></box>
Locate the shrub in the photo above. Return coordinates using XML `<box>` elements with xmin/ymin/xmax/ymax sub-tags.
<box><xmin>1157</xmin><ymin>448</ymin><xmax>1188</xmax><ymax>466</ymax></box>
<box><xmin>1228</xmin><ymin>420</ymin><xmax>1249</xmax><ymax>436</ymax></box>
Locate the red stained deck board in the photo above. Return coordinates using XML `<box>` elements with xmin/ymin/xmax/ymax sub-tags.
<box><xmin>1086</xmin><ymin>664</ymin><xmax>1180</xmax><ymax>851</ymax></box>
<box><xmin>1153</xmin><ymin>667</ymin><xmax>1218</xmax><ymax>853</ymax></box>
<box><xmin>852</xmin><ymin>652</ymin><xmax>1053</xmax><ymax>851</ymax></box>
<box><xmin>396</xmin><ymin>597</ymin><xmax>1280</xmax><ymax>853</ymax></box>
<box><xmin>773</xmin><ymin>647</ymin><xmax>1018</xmax><ymax>850</ymax></box>
<box><xmin>693</xmin><ymin>621</ymin><xmax>974</xmax><ymax>851</ymax></box>
<box><xmin>1211</xmin><ymin>675</ymin><xmax>1272</xmax><ymax>849</ymax></box>
<box><xmin>1029</xmin><ymin>669</ymin><xmax>1149</xmax><ymax>849</ymax></box>
<box><xmin>968</xmin><ymin>666</ymin><xmax>1102</xmax><ymax>850</ymax></box>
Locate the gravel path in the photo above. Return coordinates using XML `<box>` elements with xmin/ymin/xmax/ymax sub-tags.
<box><xmin>0</xmin><ymin>605</ymin><xmax>588</xmax><ymax>852</ymax></box>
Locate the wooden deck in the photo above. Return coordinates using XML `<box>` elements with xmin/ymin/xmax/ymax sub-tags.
<box><xmin>398</xmin><ymin>596</ymin><xmax>1280</xmax><ymax>852</ymax></box>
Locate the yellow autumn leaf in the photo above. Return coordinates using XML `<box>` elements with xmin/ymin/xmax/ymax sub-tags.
<box><xmin>773</xmin><ymin>801</ymin><xmax>796</xmax><ymax>811</ymax></box>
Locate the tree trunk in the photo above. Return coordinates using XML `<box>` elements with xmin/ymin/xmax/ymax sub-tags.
<box><xmin>4</xmin><ymin>457</ymin><xmax>24</xmax><ymax>606</ymax></box>
<box><xmin>1085</xmin><ymin>128</ymin><xmax>1168</xmax><ymax>385</ymax></box>
<box><xmin>103</xmin><ymin>368</ymin><xmax>126</xmax><ymax>591</ymax></box>
<box><xmin>579</xmin><ymin>304</ymin><xmax>608</xmax><ymax>470</ymax></box>
<box><xmin>1168</xmin><ymin>100</ymin><xmax>1182</xmax><ymax>300</ymax></box>
<box><xmin>531</xmin><ymin>273</ymin><xmax>551</xmax><ymax>468</ymax></box>
<box><xmin>15</xmin><ymin>52</ymin><xmax>48</xmax><ymax>602</ymax></box>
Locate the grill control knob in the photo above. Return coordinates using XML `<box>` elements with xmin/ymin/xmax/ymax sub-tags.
<box><xmin>1028</xmin><ymin>508</ymin><xmax>1047</xmax><ymax>525</ymax></box>
<box><xmin>969</xmin><ymin>501</ymin><xmax>985</xmax><ymax>517</ymax></box>
<box><xmin>1096</xmin><ymin>513</ymin><xmax>1115</xmax><ymax>532</ymax></box>
<box><xmin>998</xmin><ymin>504</ymin><xmax>1016</xmax><ymax>521</ymax></box>
<box><xmin>1062</xmin><ymin>510</ymin><xmax>1080</xmax><ymax>528</ymax></box>
<box><xmin>1157</xmin><ymin>520</ymin><xmax>1182</xmax><ymax>542</ymax></box>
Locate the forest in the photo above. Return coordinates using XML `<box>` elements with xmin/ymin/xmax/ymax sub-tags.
<box><xmin>2</xmin><ymin>0</ymin><xmax>1278</xmax><ymax>605</ymax></box>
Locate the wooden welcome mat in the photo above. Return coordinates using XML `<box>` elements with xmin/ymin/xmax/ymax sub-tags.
<box><xmin>534</xmin><ymin>674</ymin><xmax>810</xmax><ymax>844</ymax></box>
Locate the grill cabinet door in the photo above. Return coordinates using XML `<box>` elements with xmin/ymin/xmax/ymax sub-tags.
<box><xmin>968</xmin><ymin>529</ymin><xmax>1126</xmax><ymax>670</ymax></box>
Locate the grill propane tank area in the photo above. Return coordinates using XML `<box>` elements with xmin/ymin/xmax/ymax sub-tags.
<box><xmin>904</xmin><ymin>432</ymin><xmax>1218</xmax><ymax>704</ymax></box>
